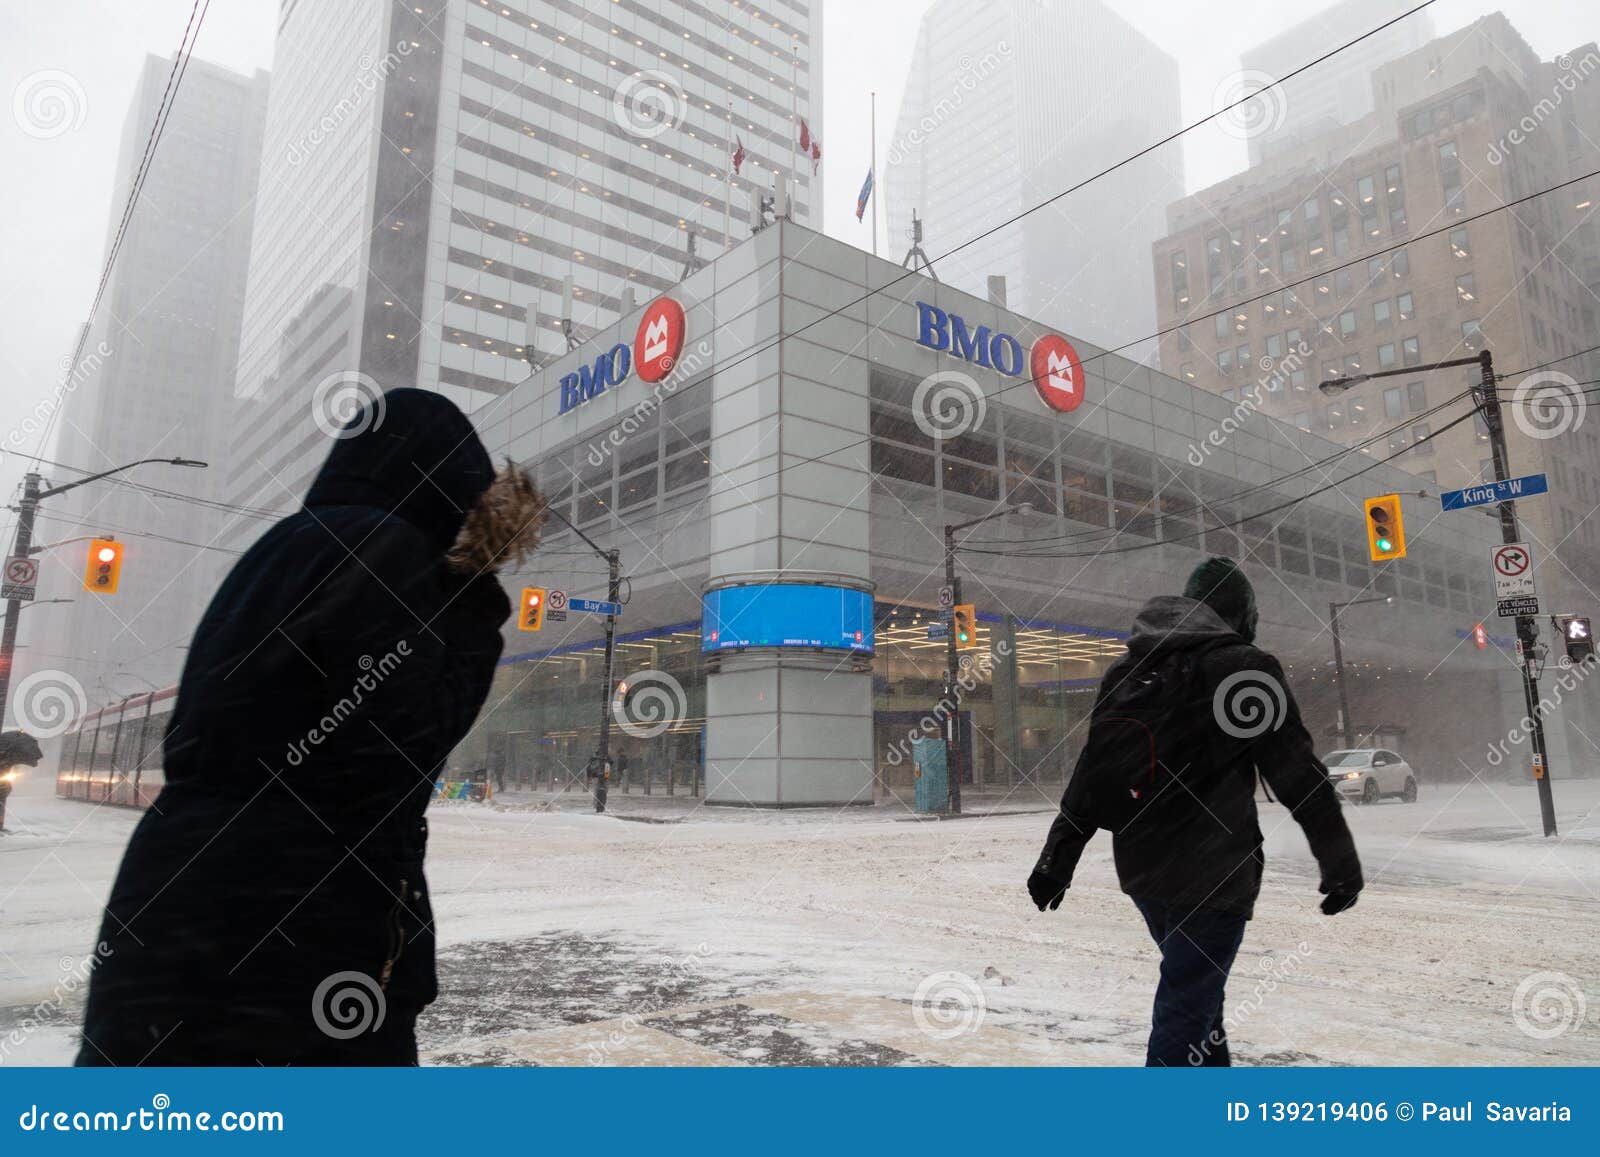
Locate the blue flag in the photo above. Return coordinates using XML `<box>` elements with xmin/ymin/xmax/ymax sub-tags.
<box><xmin>855</xmin><ymin>167</ymin><xmax>874</xmax><ymax>222</ymax></box>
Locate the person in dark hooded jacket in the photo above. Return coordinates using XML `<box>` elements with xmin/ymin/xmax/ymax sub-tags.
<box><xmin>1027</xmin><ymin>556</ymin><xmax>1362</xmax><ymax>1067</ymax></box>
<box><xmin>77</xmin><ymin>388</ymin><xmax>539</xmax><ymax>1066</ymax></box>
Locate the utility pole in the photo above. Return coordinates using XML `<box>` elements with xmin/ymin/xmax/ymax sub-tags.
<box><xmin>0</xmin><ymin>459</ymin><xmax>204</xmax><ymax>723</ymax></box>
<box><xmin>1473</xmin><ymin>348</ymin><xmax>1558</xmax><ymax>836</ymax></box>
<box><xmin>1321</xmin><ymin>348</ymin><xmax>1556</xmax><ymax>835</ymax></box>
<box><xmin>941</xmin><ymin>502</ymin><xmax>1031</xmax><ymax>815</ymax></box>
<box><xmin>1328</xmin><ymin>595</ymin><xmax>1391</xmax><ymax>750</ymax></box>
<box><xmin>942</xmin><ymin>524</ymin><xmax>964</xmax><ymax>816</ymax></box>
<box><xmin>0</xmin><ymin>472</ymin><xmax>42</xmax><ymax>717</ymax></box>
<box><xmin>594</xmin><ymin>547</ymin><xmax>620</xmax><ymax>815</ymax></box>
<box><xmin>544</xmin><ymin>505</ymin><xmax>623</xmax><ymax>815</ymax></box>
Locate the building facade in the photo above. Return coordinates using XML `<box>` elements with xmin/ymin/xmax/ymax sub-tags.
<box><xmin>1155</xmin><ymin>15</ymin><xmax>1600</xmax><ymax>627</ymax></box>
<box><xmin>223</xmin><ymin>0</ymin><xmax>822</xmax><ymax>533</ymax></box>
<box><xmin>1239</xmin><ymin>0</ymin><xmax>1433</xmax><ymax>166</ymax></box>
<box><xmin>883</xmin><ymin>0</ymin><xmax>1182</xmax><ymax>361</ymax></box>
<box><xmin>33</xmin><ymin>55</ymin><xmax>269</xmax><ymax>703</ymax></box>
<box><xmin>448</xmin><ymin>220</ymin><xmax>1554</xmax><ymax>810</ymax></box>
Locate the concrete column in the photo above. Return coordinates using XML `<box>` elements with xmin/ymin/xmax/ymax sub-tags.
<box><xmin>702</xmin><ymin>223</ymin><xmax>876</xmax><ymax>807</ymax></box>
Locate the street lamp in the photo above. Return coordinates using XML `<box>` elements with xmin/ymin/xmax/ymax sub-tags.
<box><xmin>1328</xmin><ymin>595</ymin><xmax>1392</xmax><ymax>750</ymax></box>
<box><xmin>0</xmin><ymin>457</ymin><xmax>207</xmax><ymax>720</ymax></box>
<box><xmin>940</xmin><ymin>501</ymin><xmax>1032</xmax><ymax>814</ymax></box>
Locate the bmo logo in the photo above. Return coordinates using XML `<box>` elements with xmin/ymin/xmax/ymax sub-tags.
<box><xmin>558</xmin><ymin>295</ymin><xmax>687</xmax><ymax>414</ymax></box>
<box><xmin>1030</xmin><ymin>333</ymin><xmax>1085</xmax><ymax>413</ymax></box>
<box><xmin>635</xmin><ymin>295</ymin><xmax>685</xmax><ymax>383</ymax></box>
<box><xmin>914</xmin><ymin>301</ymin><xmax>1086</xmax><ymax>414</ymax></box>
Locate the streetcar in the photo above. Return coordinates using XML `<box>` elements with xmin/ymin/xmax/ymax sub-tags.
<box><xmin>55</xmin><ymin>686</ymin><xmax>178</xmax><ymax>809</ymax></box>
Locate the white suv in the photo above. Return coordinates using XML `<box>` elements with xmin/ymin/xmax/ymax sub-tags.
<box><xmin>1323</xmin><ymin>748</ymin><xmax>1419</xmax><ymax>805</ymax></box>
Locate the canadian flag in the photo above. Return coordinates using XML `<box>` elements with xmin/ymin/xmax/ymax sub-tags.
<box><xmin>798</xmin><ymin>118</ymin><xmax>811</xmax><ymax>152</ymax></box>
<box><xmin>731</xmin><ymin>135</ymin><xmax>746</xmax><ymax>175</ymax></box>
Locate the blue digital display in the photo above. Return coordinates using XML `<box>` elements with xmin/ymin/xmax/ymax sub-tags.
<box><xmin>701</xmin><ymin>584</ymin><xmax>874</xmax><ymax>654</ymax></box>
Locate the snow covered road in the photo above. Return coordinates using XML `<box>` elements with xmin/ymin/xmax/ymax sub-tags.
<box><xmin>2</xmin><ymin>776</ymin><xmax>1597</xmax><ymax>1066</ymax></box>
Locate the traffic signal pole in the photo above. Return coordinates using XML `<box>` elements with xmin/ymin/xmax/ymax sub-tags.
<box><xmin>0</xmin><ymin>458</ymin><xmax>203</xmax><ymax>725</ymax></box>
<box><xmin>1322</xmin><ymin>350</ymin><xmax>1556</xmax><ymax>835</ymax></box>
<box><xmin>544</xmin><ymin>504</ymin><xmax>622</xmax><ymax>815</ymax></box>
<box><xmin>1473</xmin><ymin>349</ymin><xmax>1559</xmax><ymax>836</ymax></box>
<box><xmin>593</xmin><ymin>548</ymin><xmax>620</xmax><ymax>815</ymax></box>
<box><xmin>0</xmin><ymin>473</ymin><xmax>43</xmax><ymax>719</ymax></box>
<box><xmin>942</xmin><ymin>525</ymin><xmax>964</xmax><ymax>816</ymax></box>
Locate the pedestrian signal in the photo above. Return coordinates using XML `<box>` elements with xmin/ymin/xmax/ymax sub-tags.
<box><xmin>1561</xmin><ymin>615</ymin><xmax>1594</xmax><ymax>664</ymax></box>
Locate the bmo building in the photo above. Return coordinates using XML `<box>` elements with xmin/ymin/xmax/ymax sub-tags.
<box><xmin>465</xmin><ymin>221</ymin><xmax>1548</xmax><ymax>807</ymax></box>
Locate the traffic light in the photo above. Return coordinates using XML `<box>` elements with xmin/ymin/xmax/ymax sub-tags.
<box><xmin>1363</xmin><ymin>494</ymin><xmax>1407</xmax><ymax>562</ymax></box>
<box><xmin>518</xmin><ymin>587</ymin><xmax>546</xmax><ymax>631</ymax></box>
<box><xmin>952</xmin><ymin>603</ymin><xmax>977</xmax><ymax>650</ymax></box>
<box><xmin>82</xmin><ymin>538</ymin><xmax>123</xmax><ymax>594</ymax></box>
<box><xmin>1561</xmin><ymin>615</ymin><xmax>1594</xmax><ymax>664</ymax></box>
<box><xmin>1472</xmin><ymin>622</ymin><xmax>1488</xmax><ymax>651</ymax></box>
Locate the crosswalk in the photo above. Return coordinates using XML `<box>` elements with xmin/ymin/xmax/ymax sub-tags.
<box><xmin>424</xmin><ymin>990</ymin><xmax>1089</xmax><ymax>1067</ymax></box>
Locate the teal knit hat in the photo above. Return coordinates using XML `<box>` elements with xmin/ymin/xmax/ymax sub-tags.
<box><xmin>1183</xmin><ymin>555</ymin><xmax>1258</xmax><ymax>642</ymax></box>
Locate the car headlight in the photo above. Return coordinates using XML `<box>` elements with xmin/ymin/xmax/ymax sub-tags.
<box><xmin>1342</xmin><ymin>771</ymin><xmax>1362</xmax><ymax>780</ymax></box>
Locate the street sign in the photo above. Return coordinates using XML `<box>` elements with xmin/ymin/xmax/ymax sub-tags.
<box><xmin>926</xmin><ymin>622</ymin><xmax>950</xmax><ymax>641</ymax></box>
<box><xmin>1440</xmin><ymin>473</ymin><xmax>1548</xmax><ymax>511</ymax></box>
<box><xmin>569</xmin><ymin>597</ymin><xmax>621</xmax><ymax>616</ymax></box>
<box><xmin>937</xmin><ymin>585</ymin><xmax>954</xmax><ymax>608</ymax></box>
<box><xmin>1491</xmin><ymin>542</ymin><xmax>1535</xmax><ymax>599</ymax></box>
<box><xmin>1497</xmin><ymin>595</ymin><xmax>1540</xmax><ymax>619</ymax></box>
<box><xmin>545</xmin><ymin>588</ymin><xmax>568</xmax><ymax>622</ymax></box>
<box><xmin>2</xmin><ymin>556</ymin><xmax>37</xmax><ymax>602</ymax></box>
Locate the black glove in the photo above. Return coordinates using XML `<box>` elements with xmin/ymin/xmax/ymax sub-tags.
<box><xmin>1027</xmin><ymin>870</ymin><xmax>1067</xmax><ymax>912</ymax></box>
<box><xmin>1320</xmin><ymin>890</ymin><xmax>1360</xmax><ymax>915</ymax></box>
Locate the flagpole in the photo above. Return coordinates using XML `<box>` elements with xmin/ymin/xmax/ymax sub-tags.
<box><xmin>870</xmin><ymin>90</ymin><xmax>878</xmax><ymax>258</ymax></box>
<box><xmin>791</xmin><ymin>33</ymin><xmax>799</xmax><ymax>213</ymax></box>
<box><xmin>724</xmin><ymin>94</ymin><xmax>733</xmax><ymax>251</ymax></box>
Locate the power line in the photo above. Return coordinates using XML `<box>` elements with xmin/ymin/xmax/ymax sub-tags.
<box><xmin>32</xmin><ymin>0</ymin><xmax>213</xmax><ymax>465</ymax></box>
<box><xmin>961</xmin><ymin>408</ymin><xmax>1484</xmax><ymax>561</ymax></box>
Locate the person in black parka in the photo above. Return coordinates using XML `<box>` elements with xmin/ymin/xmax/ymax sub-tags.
<box><xmin>78</xmin><ymin>389</ymin><xmax>519</xmax><ymax>1066</ymax></box>
<box><xmin>1027</xmin><ymin>557</ymin><xmax>1362</xmax><ymax>1067</ymax></box>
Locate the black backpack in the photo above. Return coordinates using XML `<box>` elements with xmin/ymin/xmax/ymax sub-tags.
<box><xmin>1062</xmin><ymin>649</ymin><xmax>1217</xmax><ymax>833</ymax></box>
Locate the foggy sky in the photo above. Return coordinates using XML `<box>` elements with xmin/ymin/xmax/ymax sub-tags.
<box><xmin>2</xmin><ymin>0</ymin><xmax>1594</xmax><ymax>519</ymax></box>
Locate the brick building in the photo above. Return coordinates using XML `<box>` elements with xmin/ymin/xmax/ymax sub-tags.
<box><xmin>1154</xmin><ymin>14</ymin><xmax>1600</xmax><ymax>618</ymax></box>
